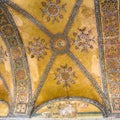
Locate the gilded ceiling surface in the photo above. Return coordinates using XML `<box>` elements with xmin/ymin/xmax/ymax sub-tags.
<box><xmin>0</xmin><ymin>0</ymin><xmax>120</xmax><ymax>119</ymax></box>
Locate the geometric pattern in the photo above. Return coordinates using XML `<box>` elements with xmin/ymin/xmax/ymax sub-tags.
<box><xmin>71</xmin><ymin>27</ymin><xmax>95</xmax><ymax>52</ymax></box>
<box><xmin>27</xmin><ymin>37</ymin><xmax>49</xmax><ymax>60</ymax></box>
<box><xmin>0</xmin><ymin>3</ymin><xmax>31</xmax><ymax>116</ymax></box>
<box><xmin>0</xmin><ymin>0</ymin><xmax>119</xmax><ymax>118</ymax></box>
<box><xmin>95</xmin><ymin>0</ymin><xmax>120</xmax><ymax>113</ymax></box>
<box><xmin>54</xmin><ymin>64</ymin><xmax>77</xmax><ymax>88</ymax></box>
<box><xmin>40</xmin><ymin>0</ymin><xmax>67</xmax><ymax>24</ymax></box>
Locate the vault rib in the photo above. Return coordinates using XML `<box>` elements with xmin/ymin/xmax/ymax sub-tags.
<box><xmin>6</xmin><ymin>0</ymin><xmax>54</xmax><ymax>38</ymax></box>
<box><xmin>67</xmin><ymin>50</ymin><xmax>109</xmax><ymax>107</ymax></box>
<box><xmin>0</xmin><ymin>3</ymin><xmax>32</xmax><ymax>115</ymax></box>
<box><xmin>31</xmin><ymin>97</ymin><xmax>107</xmax><ymax>117</ymax></box>
<box><xmin>94</xmin><ymin>0</ymin><xmax>111</xmax><ymax>113</ymax></box>
<box><xmin>64</xmin><ymin>0</ymin><xmax>83</xmax><ymax>35</ymax></box>
<box><xmin>31</xmin><ymin>53</ymin><xmax>57</xmax><ymax>107</ymax></box>
<box><xmin>0</xmin><ymin>73</ymin><xmax>12</xmax><ymax>107</ymax></box>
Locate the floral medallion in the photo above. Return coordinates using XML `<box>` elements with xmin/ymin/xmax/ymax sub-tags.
<box><xmin>54</xmin><ymin>64</ymin><xmax>77</xmax><ymax>87</ymax></box>
<box><xmin>1</xmin><ymin>25</ymin><xmax>14</xmax><ymax>36</ymax></box>
<box><xmin>28</xmin><ymin>37</ymin><xmax>49</xmax><ymax>60</ymax></box>
<box><xmin>40</xmin><ymin>0</ymin><xmax>67</xmax><ymax>24</ymax></box>
<box><xmin>53</xmin><ymin>38</ymin><xmax>67</xmax><ymax>51</ymax></box>
<box><xmin>50</xmin><ymin>34</ymin><xmax>70</xmax><ymax>54</ymax></box>
<box><xmin>71</xmin><ymin>27</ymin><xmax>95</xmax><ymax>52</ymax></box>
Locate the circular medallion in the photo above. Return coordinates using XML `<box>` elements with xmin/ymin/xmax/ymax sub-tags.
<box><xmin>1</xmin><ymin>25</ymin><xmax>14</xmax><ymax>36</ymax></box>
<box><xmin>61</xmin><ymin>72</ymin><xmax>70</xmax><ymax>80</ymax></box>
<box><xmin>46</xmin><ymin>4</ymin><xmax>60</xmax><ymax>17</ymax></box>
<box><xmin>54</xmin><ymin>38</ymin><xmax>67</xmax><ymax>51</ymax></box>
<box><xmin>51</xmin><ymin>34</ymin><xmax>70</xmax><ymax>54</ymax></box>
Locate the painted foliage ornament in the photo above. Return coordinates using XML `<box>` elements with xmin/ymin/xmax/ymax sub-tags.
<box><xmin>28</xmin><ymin>37</ymin><xmax>49</xmax><ymax>60</ymax></box>
<box><xmin>40</xmin><ymin>0</ymin><xmax>67</xmax><ymax>24</ymax></box>
<box><xmin>54</xmin><ymin>64</ymin><xmax>77</xmax><ymax>87</ymax></box>
<box><xmin>72</xmin><ymin>27</ymin><xmax>95</xmax><ymax>52</ymax></box>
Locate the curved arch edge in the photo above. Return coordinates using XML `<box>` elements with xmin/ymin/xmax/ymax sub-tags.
<box><xmin>31</xmin><ymin>97</ymin><xmax>108</xmax><ymax>117</ymax></box>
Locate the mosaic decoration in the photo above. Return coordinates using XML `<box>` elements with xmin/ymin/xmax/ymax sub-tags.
<box><xmin>15</xmin><ymin>80</ymin><xmax>28</xmax><ymax>114</ymax></box>
<box><xmin>15</xmin><ymin>103</ymin><xmax>27</xmax><ymax>114</ymax></box>
<box><xmin>0</xmin><ymin>4</ymin><xmax>31</xmax><ymax>115</ymax></box>
<box><xmin>54</xmin><ymin>64</ymin><xmax>77</xmax><ymax>87</ymax></box>
<box><xmin>110</xmin><ymin>83</ymin><xmax>120</xmax><ymax>98</ymax></box>
<box><xmin>0</xmin><ymin>46</ymin><xmax>7</xmax><ymax>63</ymax></box>
<box><xmin>108</xmin><ymin>72</ymin><xmax>120</xmax><ymax>82</ymax></box>
<box><xmin>50</xmin><ymin>34</ymin><xmax>70</xmax><ymax>54</ymax></box>
<box><xmin>5</xmin><ymin>0</ymin><xmax>109</xmax><ymax>117</ymax></box>
<box><xmin>40</xmin><ymin>0</ymin><xmax>67</xmax><ymax>23</ymax></box>
<box><xmin>96</xmin><ymin>0</ymin><xmax>120</xmax><ymax>113</ymax></box>
<box><xmin>28</xmin><ymin>37</ymin><xmax>49</xmax><ymax>60</ymax></box>
<box><xmin>53</xmin><ymin>37</ymin><xmax>67</xmax><ymax>52</ymax></box>
<box><xmin>106</xmin><ymin>58</ymin><xmax>120</xmax><ymax>71</ymax></box>
<box><xmin>41</xmin><ymin>102</ymin><xmax>77</xmax><ymax>118</ymax></box>
<box><xmin>112</xmin><ymin>98</ymin><xmax>120</xmax><ymax>111</ymax></box>
<box><xmin>0</xmin><ymin>0</ymin><xmax>116</xmax><ymax>118</ymax></box>
<box><xmin>71</xmin><ymin>27</ymin><xmax>95</xmax><ymax>52</ymax></box>
<box><xmin>36</xmin><ymin>101</ymin><xmax>90</xmax><ymax>118</ymax></box>
<box><xmin>10</xmin><ymin>47</ymin><xmax>22</xmax><ymax>60</ymax></box>
<box><xmin>101</xmin><ymin>0</ymin><xmax>119</xmax><ymax>42</ymax></box>
<box><xmin>32</xmin><ymin>97</ymin><xmax>107</xmax><ymax>117</ymax></box>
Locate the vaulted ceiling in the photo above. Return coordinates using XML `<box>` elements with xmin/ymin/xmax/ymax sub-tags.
<box><xmin>0</xmin><ymin>0</ymin><xmax>119</xmax><ymax>118</ymax></box>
